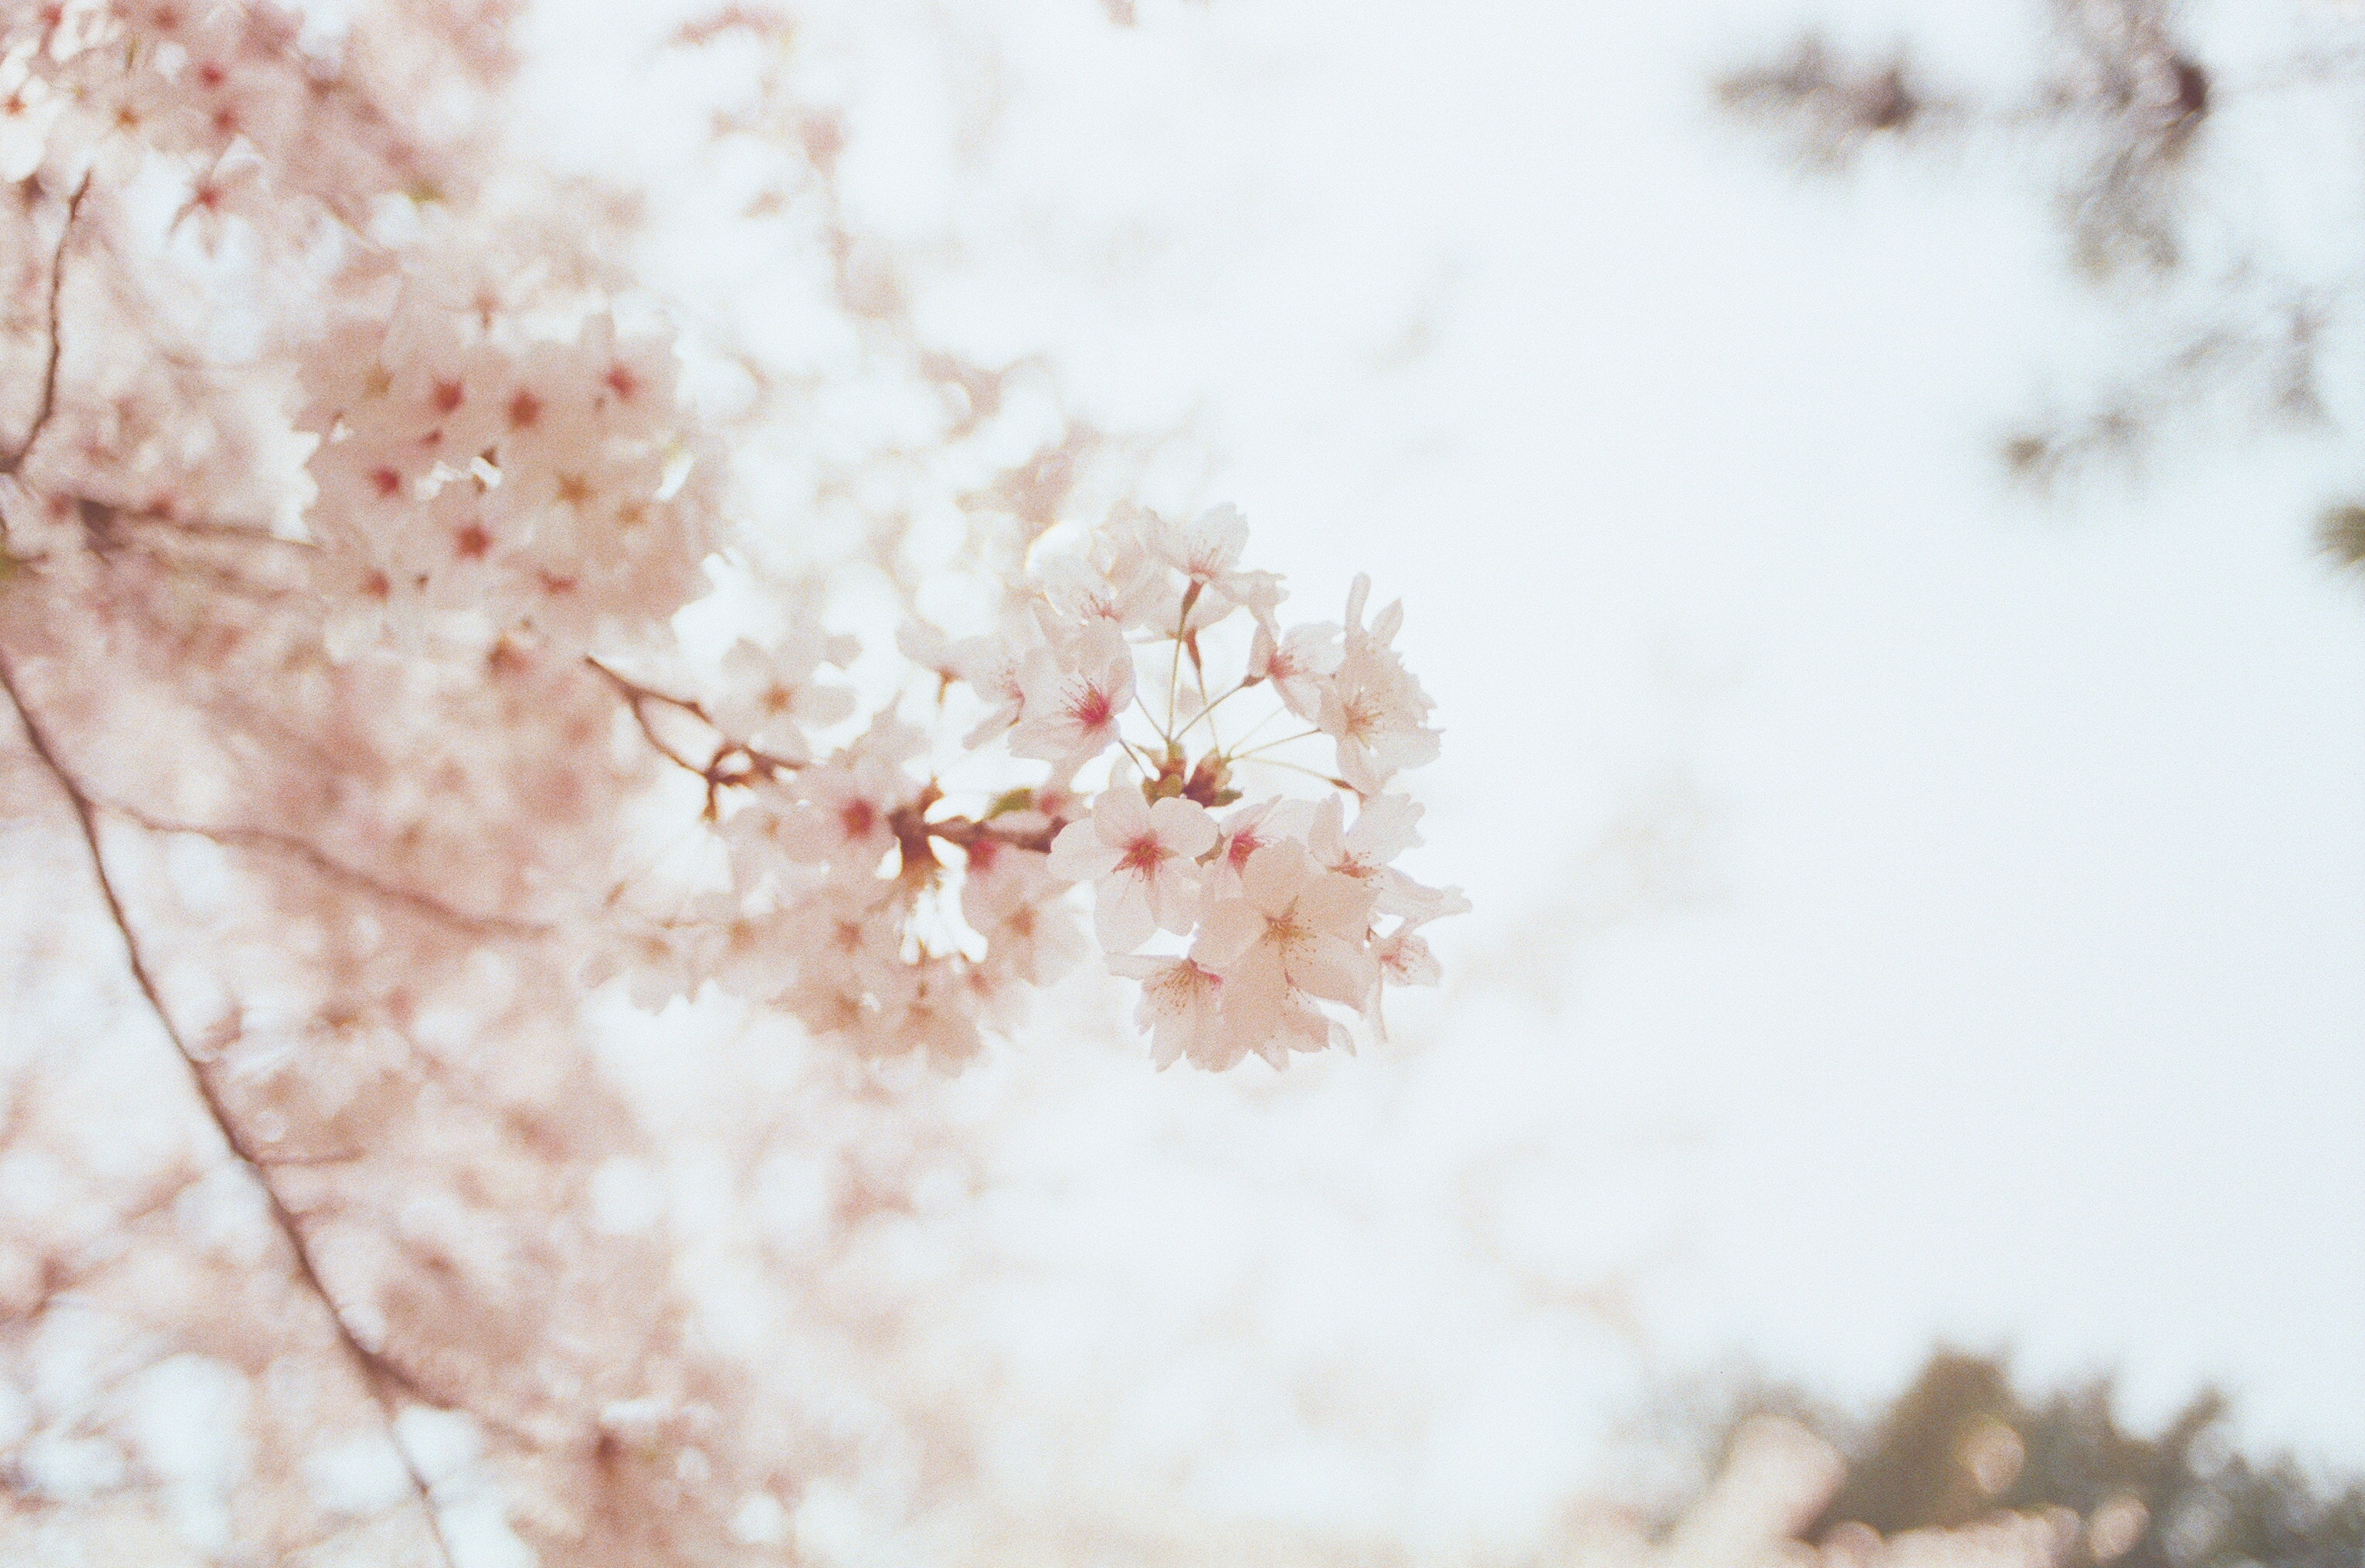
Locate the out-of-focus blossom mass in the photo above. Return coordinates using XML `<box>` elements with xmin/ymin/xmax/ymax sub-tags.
<box><xmin>0</xmin><ymin>0</ymin><xmax>2357</xmax><ymax>1561</ymax></box>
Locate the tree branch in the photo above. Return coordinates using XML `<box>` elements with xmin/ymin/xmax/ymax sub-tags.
<box><xmin>0</xmin><ymin>645</ymin><xmax>460</xmax><ymax>1568</ymax></box>
<box><xmin>585</xmin><ymin>653</ymin><xmax>805</xmax><ymax>816</ymax></box>
<box><xmin>1</xmin><ymin>174</ymin><xmax>91</xmax><ymax>479</ymax></box>
<box><xmin>95</xmin><ymin>498</ymin><xmax>320</xmax><ymax>554</ymax></box>
<box><xmin>99</xmin><ymin>801</ymin><xmax>550</xmax><ymax>941</ymax></box>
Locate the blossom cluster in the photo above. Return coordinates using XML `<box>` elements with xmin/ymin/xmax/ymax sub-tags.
<box><xmin>634</xmin><ymin>505</ymin><xmax>1464</xmax><ymax>1071</ymax></box>
<box><xmin>299</xmin><ymin>293</ymin><xmax>722</xmax><ymax>655</ymax></box>
<box><xmin>0</xmin><ymin>0</ymin><xmax>1477</xmax><ymax>1558</ymax></box>
<box><xmin>0</xmin><ymin>0</ymin><xmax>725</xmax><ymax>652</ymax></box>
<box><xmin>1</xmin><ymin>0</ymin><xmax>466</xmax><ymax>217</ymax></box>
<box><xmin>0</xmin><ymin>0</ymin><xmax>1461</xmax><ymax>1074</ymax></box>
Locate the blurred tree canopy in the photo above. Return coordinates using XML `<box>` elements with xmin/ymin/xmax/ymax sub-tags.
<box><xmin>1673</xmin><ymin>1350</ymin><xmax>2365</xmax><ymax>1568</ymax></box>
<box><xmin>1719</xmin><ymin>0</ymin><xmax>2365</xmax><ymax>574</ymax></box>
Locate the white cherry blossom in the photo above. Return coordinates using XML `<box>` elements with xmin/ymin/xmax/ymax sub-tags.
<box><xmin>895</xmin><ymin>619</ymin><xmax>963</xmax><ymax>695</ymax></box>
<box><xmin>948</xmin><ymin>622</ymin><xmax>1038</xmax><ymax>747</ymax></box>
<box><xmin>1039</xmin><ymin>544</ymin><xmax>1170</xmax><ymax>636</ymax></box>
<box><xmin>1306</xmin><ymin>793</ymin><xmax>1437</xmax><ymax>917</ymax></box>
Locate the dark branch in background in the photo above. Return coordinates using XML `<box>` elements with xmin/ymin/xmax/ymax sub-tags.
<box><xmin>1714</xmin><ymin>33</ymin><xmax>1955</xmax><ymax>169</ymax></box>
<box><xmin>2318</xmin><ymin>504</ymin><xmax>2365</xmax><ymax>572</ymax></box>
<box><xmin>1706</xmin><ymin>2</ymin><xmax>2365</xmax><ymax>552</ymax></box>
<box><xmin>0</xmin><ymin>174</ymin><xmax>90</xmax><ymax>479</ymax></box>
<box><xmin>1714</xmin><ymin>6</ymin><xmax>2210</xmax><ymax>261</ymax></box>
<box><xmin>0</xmin><ymin>647</ymin><xmax>461</xmax><ymax>1568</ymax></box>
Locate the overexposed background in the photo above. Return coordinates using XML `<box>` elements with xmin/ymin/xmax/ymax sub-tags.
<box><xmin>528</xmin><ymin>0</ymin><xmax>2365</xmax><ymax>1547</ymax></box>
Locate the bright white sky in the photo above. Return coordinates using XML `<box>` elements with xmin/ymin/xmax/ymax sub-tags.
<box><xmin>529</xmin><ymin>0</ymin><xmax>2365</xmax><ymax>1548</ymax></box>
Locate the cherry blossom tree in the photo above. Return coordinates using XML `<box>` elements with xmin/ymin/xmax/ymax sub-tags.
<box><xmin>0</xmin><ymin>0</ymin><xmax>1465</xmax><ymax>1557</ymax></box>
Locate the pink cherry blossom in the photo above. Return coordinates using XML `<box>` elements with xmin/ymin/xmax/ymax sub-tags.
<box><xmin>1048</xmin><ymin>772</ymin><xmax>1217</xmax><ymax>953</ymax></box>
<box><xmin>960</xmin><ymin>844</ymin><xmax>1088</xmax><ymax>986</ymax></box>
<box><xmin>1107</xmin><ymin>953</ymin><xmax>1231</xmax><ymax>1070</ymax></box>
<box><xmin>1306</xmin><ymin>792</ymin><xmax>1438</xmax><ymax>917</ymax></box>
<box><xmin>1247</xmin><ymin>618</ymin><xmax>1343</xmax><ymax>720</ymax></box>
<box><xmin>1193</xmin><ymin>839</ymin><xmax>1377</xmax><ymax>1061</ymax></box>
<box><xmin>1009</xmin><ymin>619</ymin><xmax>1136</xmax><ymax>769</ymax></box>
<box><xmin>778</xmin><ymin>743</ymin><xmax>918</xmax><ymax>873</ymax></box>
<box><xmin>1315</xmin><ymin>573</ymin><xmax>1442</xmax><ymax>795</ymax></box>
<box><xmin>0</xmin><ymin>8</ymin><xmax>1488</xmax><ymax>1549</ymax></box>
<box><xmin>1147</xmin><ymin>501</ymin><xmax>1284</xmax><ymax>627</ymax></box>
<box><xmin>1199</xmin><ymin>795</ymin><xmax>1313</xmax><ymax>910</ymax></box>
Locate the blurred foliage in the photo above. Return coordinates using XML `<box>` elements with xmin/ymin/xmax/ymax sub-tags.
<box><xmin>2318</xmin><ymin>505</ymin><xmax>2365</xmax><ymax>572</ymax></box>
<box><xmin>1716</xmin><ymin>2</ymin><xmax>2365</xmax><ymax>554</ymax></box>
<box><xmin>1715</xmin><ymin>3</ymin><xmax>2210</xmax><ymax>274</ymax></box>
<box><xmin>1715</xmin><ymin>35</ymin><xmax>1948</xmax><ymax>171</ymax></box>
<box><xmin>1670</xmin><ymin>1351</ymin><xmax>2365</xmax><ymax>1568</ymax></box>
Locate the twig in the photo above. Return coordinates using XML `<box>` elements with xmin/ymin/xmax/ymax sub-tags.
<box><xmin>921</xmin><ymin>812</ymin><xmax>1055</xmax><ymax>858</ymax></box>
<box><xmin>0</xmin><ymin>646</ymin><xmax>460</xmax><ymax>1568</ymax></box>
<box><xmin>1</xmin><ymin>175</ymin><xmax>91</xmax><ymax>479</ymax></box>
<box><xmin>100</xmin><ymin>802</ymin><xmax>549</xmax><ymax>941</ymax></box>
<box><xmin>584</xmin><ymin>654</ymin><xmax>803</xmax><ymax>815</ymax></box>
<box><xmin>106</xmin><ymin>504</ymin><xmax>319</xmax><ymax>551</ymax></box>
<box><xmin>3</xmin><ymin>1165</ymin><xmax>211</xmax><ymax>1332</ymax></box>
<box><xmin>583</xmin><ymin>658</ymin><xmax>1063</xmax><ymax>860</ymax></box>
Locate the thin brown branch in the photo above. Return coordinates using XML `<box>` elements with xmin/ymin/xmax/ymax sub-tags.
<box><xmin>583</xmin><ymin>654</ymin><xmax>710</xmax><ymax>723</ymax></box>
<box><xmin>586</xmin><ymin>655</ymin><xmax>712</xmax><ymax>775</ymax></box>
<box><xmin>100</xmin><ymin>501</ymin><xmax>320</xmax><ymax>553</ymax></box>
<box><xmin>99</xmin><ymin>802</ymin><xmax>550</xmax><ymax>940</ymax></box>
<box><xmin>280</xmin><ymin>1501</ymin><xmax>424</xmax><ymax>1568</ymax></box>
<box><xmin>1</xmin><ymin>174</ymin><xmax>91</xmax><ymax>479</ymax></box>
<box><xmin>584</xmin><ymin>654</ymin><xmax>804</xmax><ymax>814</ymax></box>
<box><xmin>0</xmin><ymin>1166</ymin><xmax>211</xmax><ymax>1331</ymax></box>
<box><xmin>915</xmin><ymin>807</ymin><xmax>1054</xmax><ymax>858</ymax></box>
<box><xmin>0</xmin><ymin>645</ymin><xmax>460</xmax><ymax>1568</ymax></box>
